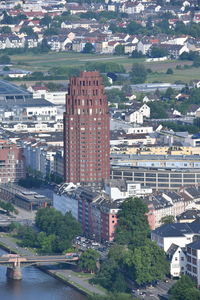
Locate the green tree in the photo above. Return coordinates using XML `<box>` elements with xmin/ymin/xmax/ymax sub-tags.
<box><xmin>0</xmin><ymin>200</ymin><xmax>18</xmax><ymax>215</ymax></box>
<box><xmin>169</xmin><ymin>275</ymin><xmax>200</xmax><ymax>300</ymax></box>
<box><xmin>166</xmin><ymin>68</ymin><xmax>174</xmax><ymax>74</ymax></box>
<box><xmin>131</xmin><ymin>50</ymin><xmax>144</xmax><ymax>58</ymax></box>
<box><xmin>148</xmin><ymin>102</ymin><xmax>168</xmax><ymax>118</ymax></box>
<box><xmin>125</xmin><ymin>240</ymin><xmax>169</xmax><ymax>285</ymax></box>
<box><xmin>37</xmin><ymin>232</ymin><xmax>55</xmax><ymax>254</ymax></box>
<box><xmin>44</xmin><ymin>27</ymin><xmax>59</xmax><ymax>36</ymax></box>
<box><xmin>130</xmin><ymin>63</ymin><xmax>147</xmax><ymax>84</ymax></box>
<box><xmin>82</xmin><ymin>43</ymin><xmax>95</xmax><ymax>53</ymax></box>
<box><xmin>17</xmin><ymin>225</ymin><xmax>39</xmax><ymax>248</ymax></box>
<box><xmin>3</xmin><ymin>66</ymin><xmax>10</xmax><ymax>71</ymax></box>
<box><xmin>164</xmin><ymin>87</ymin><xmax>175</xmax><ymax>99</ymax></box>
<box><xmin>35</xmin><ymin>208</ymin><xmax>82</xmax><ymax>253</ymax></box>
<box><xmin>160</xmin><ymin>215</ymin><xmax>175</xmax><ymax>224</ymax></box>
<box><xmin>92</xmin><ymin>257</ymin><xmax>127</xmax><ymax>292</ymax></box>
<box><xmin>150</xmin><ymin>46</ymin><xmax>168</xmax><ymax>58</ymax></box>
<box><xmin>106</xmin><ymin>88</ymin><xmax>127</xmax><ymax>103</ymax></box>
<box><xmin>114</xmin><ymin>45</ymin><xmax>125</xmax><ymax>55</ymax></box>
<box><xmin>115</xmin><ymin>197</ymin><xmax>150</xmax><ymax>248</ymax></box>
<box><xmin>40</xmin><ymin>14</ymin><xmax>52</xmax><ymax>27</ymax></box>
<box><xmin>126</xmin><ymin>21</ymin><xmax>144</xmax><ymax>34</ymax></box>
<box><xmin>88</xmin><ymin>293</ymin><xmax>134</xmax><ymax>300</ymax></box>
<box><xmin>20</xmin><ymin>26</ymin><xmax>34</xmax><ymax>36</ymax></box>
<box><xmin>0</xmin><ymin>26</ymin><xmax>11</xmax><ymax>34</ymax></box>
<box><xmin>79</xmin><ymin>249</ymin><xmax>100</xmax><ymax>273</ymax></box>
<box><xmin>40</xmin><ymin>38</ymin><xmax>51</xmax><ymax>53</ymax></box>
<box><xmin>122</xmin><ymin>84</ymin><xmax>132</xmax><ymax>96</ymax></box>
<box><xmin>0</xmin><ymin>55</ymin><xmax>11</xmax><ymax>64</ymax></box>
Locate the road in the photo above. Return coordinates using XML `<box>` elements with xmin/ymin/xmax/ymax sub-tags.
<box><xmin>134</xmin><ymin>280</ymin><xmax>174</xmax><ymax>300</ymax></box>
<box><xmin>51</xmin><ymin>269</ymin><xmax>105</xmax><ymax>295</ymax></box>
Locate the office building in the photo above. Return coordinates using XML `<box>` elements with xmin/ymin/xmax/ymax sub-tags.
<box><xmin>63</xmin><ymin>71</ymin><xmax>110</xmax><ymax>184</ymax></box>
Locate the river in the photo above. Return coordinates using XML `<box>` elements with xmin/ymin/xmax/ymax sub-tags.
<box><xmin>0</xmin><ymin>249</ymin><xmax>86</xmax><ymax>300</ymax></box>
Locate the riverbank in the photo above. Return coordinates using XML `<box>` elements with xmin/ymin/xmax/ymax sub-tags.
<box><xmin>0</xmin><ymin>234</ymin><xmax>105</xmax><ymax>297</ymax></box>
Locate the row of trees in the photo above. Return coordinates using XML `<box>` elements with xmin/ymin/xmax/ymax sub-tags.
<box><xmin>0</xmin><ymin>200</ymin><xmax>18</xmax><ymax>215</ymax></box>
<box><xmin>92</xmin><ymin>198</ymin><xmax>168</xmax><ymax>292</ymax></box>
<box><xmin>14</xmin><ymin>208</ymin><xmax>82</xmax><ymax>254</ymax></box>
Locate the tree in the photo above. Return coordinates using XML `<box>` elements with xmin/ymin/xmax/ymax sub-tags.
<box><xmin>122</xmin><ymin>84</ymin><xmax>132</xmax><ymax>96</ymax></box>
<box><xmin>0</xmin><ymin>26</ymin><xmax>11</xmax><ymax>34</ymax></box>
<box><xmin>160</xmin><ymin>215</ymin><xmax>175</xmax><ymax>224</ymax></box>
<box><xmin>0</xmin><ymin>200</ymin><xmax>18</xmax><ymax>215</ymax></box>
<box><xmin>130</xmin><ymin>63</ymin><xmax>147</xmax><ymax>84</ymax></box>
<box><xmin>82</xmin><ymin>43</ymin><xmax>95</xmax><ymax>54</ymax></box>
<box><xmin>126</xmin><ymin>21</ymin><xmax>144</xmax><ymax>34</ymax></box>
<box><xmin>79</xmin><ymin>249</ymin><xmax>100</xmax><ymax>273</ymax></box>
<box><xmin>44</xmin><ymin>27</ymin><xmax>59</xmax><ymax>36</ymax></box>
<box><xmin>35</xmin><ymin>208</ymin><xmax>82</xmax><ymax>253</ymax></box>
<box><xmin>40</xmin><ymin>38</ymin><xmax>51</xmax><ymax>53</ymax></box>
<box><xmin>37</xmin><ymin>232</ymin><xmax>55</xmax><ymax>254</ymax></box>
<box><xmin>0</xmin><ymin>55</ymin><xmax>11</xmax><ymax>64</ymax></box>
<box><xmin>166</xmin><ymin>68</ymin><xmax>174</xmax><ymax>74</ymax></box>
<box><xmin>124</xmin><ymin>240</ymin><xmax>169</xmax><ymax>285</ymax></box>
<box><xmin>164</xmin><ymin>87</ymin><xmax>175</xmax><ymax>99</ymax></box>
<box><xmin>169</xmin><ymin>275</ymin><xmax>200</xmax><ymax>300</ymax></box>
<box><xmin>131</xmin><ymin>50</ymin><xmax>144</xmax><ymax>58</ymax></box>
<box><xmin>40</xmin><ymin>14</ymin><xmax>52</xmax><ymax>27</ymax></box>
<box><xmin>88</xmin><ymin>293</ymin><xmax>134</xmax><ymax>300</ymax></box>
<box><xmin>150</xmin><ymin>46</ymin><xmax>168</xmax><ymax>58</ymax></box>
<box><xmin>115</xmin><ymin>197</ymin><xmax>150</xmax><ymax>249</ymax></box>
<box><xmin>106</xmin><ymin>88</ymin><xmax>127</xmax><ymax>103</ymax></box>
<box><xmin>114</xmin><ymin>45</ymin><xmax>125</xmax><ymax>55</ymax></box>
<box><xmin>3</xmin><ymin>66</ymin><xmax>10</xmax><ymax>71</ymax></box>
<box><xmin>92</xmin><ymin>257</ymin><xmax>128</xmax><ymax>292</ymax></box>
<box><xmin>20</xmin><ymin>26</ymin><xmax>34</xmax><ymax>36</ymax></box>
<box><xmin>148</xmin><ymin>102</ymin><xmax>168</xmax><ymax>118</ymax></box>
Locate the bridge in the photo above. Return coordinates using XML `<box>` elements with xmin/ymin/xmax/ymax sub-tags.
<box><xmin>0</xmin><ymin>253</ymin><xmax>79</xmax><ymax>280</ymax></box>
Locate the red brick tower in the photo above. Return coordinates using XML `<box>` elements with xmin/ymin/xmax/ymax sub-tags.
<box><xmin>63</xmin><ymin>71</ymin><xmax>110</xmax><ymax>184</ymax></box>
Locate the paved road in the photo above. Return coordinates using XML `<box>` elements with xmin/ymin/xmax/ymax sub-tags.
<box><xmin>51</xmin><ymin>269</ymin><xmax>105</xmax><ymax>295</ymax></box>
<box><xmin>135</xmin><ymin>280</ymin><xmax>174</xmax><ymax>300</ymax></box>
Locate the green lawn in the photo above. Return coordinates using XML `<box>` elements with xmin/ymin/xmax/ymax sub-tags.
<box><xmin>11</xmin><ymin>52</ymin><xmax>145</xmax><ymax>71</ymax></box>
<box><xmin>147</xmin><ymin>67</ymin><xmax>200</xmax><ymax>83</ymax></box>
<box><xmin>8</xmin><ymin>51</ymin><xmax>199</xmax><ymax>84</ymax></box>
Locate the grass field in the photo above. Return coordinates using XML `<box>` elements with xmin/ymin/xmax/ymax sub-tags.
<box><xmin>11</xmin><ymin>52</ymin><xmax>144</xmax><ymax>71</ymax></box>
<box><xmin>9</xmin><ymin>52</ymin><xmax>200</xmax><ymax>84</ymax></box>
<box><xmin>147</xmin><ymin>66</ymin><xmax>200</xmax><ymax>83</ymax></box>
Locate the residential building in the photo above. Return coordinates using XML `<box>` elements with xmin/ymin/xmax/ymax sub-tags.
<box><xmin>151</xmin><ymin>220</ymin><xmax>200</xmax><ymax>252</ymax></box>
<box><xmin>0</xmin><ymin>140</ymin><xmax>25</xmax><ymax>183</ymax></box>
<box><xmin>167</xmin><ymin>244</ymin><xmax>186</xmax><ymax>277</ymax></box>
<box><xmin>63</xmin><ymin>71</ymin><xmax>110</xmax><ymax>184</ymax></box>
<box><xmin>186</xmin><ymin>239</ymin><xmax>200</xmax><ymax>287</ymax></box>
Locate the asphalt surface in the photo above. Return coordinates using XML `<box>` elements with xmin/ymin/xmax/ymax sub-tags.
<box><xmin>134</xmin><ymin>280</ymin><xmax>175</xmax><ymax>300</ymax></box>
<box><xmin>51</xmin><ymin>269</ymin><xmax>105</xmax><ymax>295</ymax></box>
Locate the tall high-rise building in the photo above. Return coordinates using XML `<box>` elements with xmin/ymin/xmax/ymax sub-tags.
<box><xmin>63</xmin><ymin>71</ymin><xmax>110</xmax><ymax>184</ymax></box>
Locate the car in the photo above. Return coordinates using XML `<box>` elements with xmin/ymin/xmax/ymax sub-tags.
<box><xmin>139</xmin><ymin>292</ymin><xmax>146</xmax><ymax>295</ymax></box>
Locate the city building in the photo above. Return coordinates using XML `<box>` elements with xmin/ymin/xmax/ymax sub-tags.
<box><xmin>63</xmin><ymin>71</ymin><xmax>110</xmax><ymax>184</ymax></box>
<box><xmin>0</xmin><ymin>140</ymin><xmax>25</xmax><ymax>183</ymax></box>
<box><xmin>167</xmin><ymin>244</ymin><xmax>186</xmax><ymax>278</ymax></box>
<box><xmin>111</xmin><ymin>166</ymin><xmax>200</xmax><ymax>191</ymax></box>
<box><xmin>186</xmin><ymin>240</ymin><xmax>200</xmax><ymax>287</ymax></box>
<box><xmin>0</xmin><ymin>183</ymin><xmax>52</xmax><ymax>211</ymax></box>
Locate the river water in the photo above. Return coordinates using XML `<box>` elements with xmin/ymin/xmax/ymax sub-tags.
<box><xmin>0</xmin><ymin>249</ymin><xmax>86</xmax><ymax>300</ymax></box>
